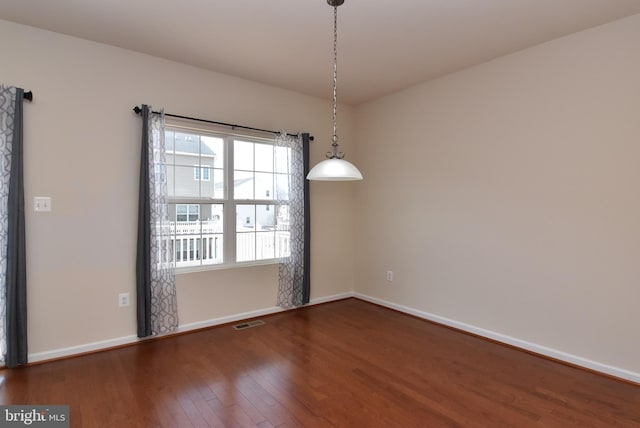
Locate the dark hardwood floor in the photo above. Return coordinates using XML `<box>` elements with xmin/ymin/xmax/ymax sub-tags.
<box><xmin>1</xmin><ymin>298</ymin><xmax>639</xmax><ymax>427</ymax></box>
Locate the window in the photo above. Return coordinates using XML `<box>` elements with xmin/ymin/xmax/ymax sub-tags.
<box><xmin>176</xmin><ymin>204</ymin><xmax>200</xmax><ymax>222</ymax></box>
<box><xmin>165</xmin><ymin>126</ymin><xmax>292</xmax><ymax>270</ymax></box>
<box><xmin>194</xmin><ymin>165</ymin><xmax>210</xmax><ymax>181</ymax></box>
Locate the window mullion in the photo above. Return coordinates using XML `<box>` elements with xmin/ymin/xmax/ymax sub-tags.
<box><xmin>226</xmin><ymin>136</ymin><xmax>236</xmax><ymax>264</ymax></box>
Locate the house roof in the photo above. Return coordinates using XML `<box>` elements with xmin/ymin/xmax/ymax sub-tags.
<box><xmin>167</xmin><ymin>133</ymin><xmax>216</xmax><ymax>157</ymax></box>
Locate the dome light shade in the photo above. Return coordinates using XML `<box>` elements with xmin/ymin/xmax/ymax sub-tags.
<box><xmin>306</xmin><ymin>158</ymin><xmax>363</xmax><ymax>181</ymax></box>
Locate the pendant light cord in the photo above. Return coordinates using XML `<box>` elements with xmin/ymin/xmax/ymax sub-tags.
<box><xmin>332</xmin><ymin>5</ymin><xmax>338</xmax><ymax>144</ymax></box>
<box><xmin>329</xmin><ymin>4</ymin><xmax>345</xmax><ymax>159</ymax></box>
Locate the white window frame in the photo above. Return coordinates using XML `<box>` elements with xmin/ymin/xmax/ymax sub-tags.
<box><xmin>166</xmin><ymin>121</ymin><xmax>290</xmax><ymax>273</ymax></box>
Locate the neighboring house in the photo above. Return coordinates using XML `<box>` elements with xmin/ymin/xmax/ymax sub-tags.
<box><xmin>166</xmin><ymin>130</ymin><xmax>220</xmax><ymax>203</ymax></box>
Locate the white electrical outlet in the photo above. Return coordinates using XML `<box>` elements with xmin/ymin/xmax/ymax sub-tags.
<box><xmin>118</xmin><ymin>292</ymin><xmax>130</xmax><ymax>307</ymax></box>
<box><xmin>386</xmin><ymin>270</ymin><xmax>394</xmax><ymax>282</ymax></box>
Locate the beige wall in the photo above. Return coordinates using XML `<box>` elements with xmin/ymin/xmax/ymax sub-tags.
<box><xmin>0</xmin><ymin>19</ymin><xmax>358</xmax><ymax>356</ymax></box>
<box><xmin>355</xmin><ymin>14</ymin><xmax>640</xmax><ymax>375</ymax></box>
<box><xmin>2</xmin><ymin>11</ymin><xmax>638</xmax><ymax>379</ymax></box>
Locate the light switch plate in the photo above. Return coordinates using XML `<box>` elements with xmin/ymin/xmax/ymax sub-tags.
<box><xmin>34</xmin><ymin>196</ymin><xmax>52</xmax><ymax>212</ymax></box>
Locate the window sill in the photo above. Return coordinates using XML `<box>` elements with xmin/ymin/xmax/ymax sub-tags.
<box><xmin>176</xmin><ymin>259</ymin><xmax>283</xmax><ymax>274</ymax></box>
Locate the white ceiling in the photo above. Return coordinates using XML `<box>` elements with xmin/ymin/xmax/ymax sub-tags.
<box><xmin>2</xmin><ymin>0</ymin><xmax>640</xmax><ymax>105</ymax></box>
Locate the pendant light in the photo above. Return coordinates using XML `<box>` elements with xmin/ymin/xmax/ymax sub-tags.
<box><xmin>307</xmin><ymin>0</ymin><xmax>363</xmax><ymax>181</ymax></box>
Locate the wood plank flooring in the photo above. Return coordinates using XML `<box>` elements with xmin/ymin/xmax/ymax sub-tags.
<box><xmin>1</xmin><ymin>298</ymin><xmax>639</xmax><ymax>427</ymax></box>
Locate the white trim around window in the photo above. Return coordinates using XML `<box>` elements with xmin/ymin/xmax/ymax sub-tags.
<box><xmin>165</xmin><ymin>121</ymin><xmax>293</xmax><ymax>272</ymax></box>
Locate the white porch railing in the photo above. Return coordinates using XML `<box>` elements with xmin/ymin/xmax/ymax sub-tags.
<box><xmin>236</xmin><ymin>231</ymin><xmax>291</xmax><ymax>262</ymax></box>
<box><xmin>172</xmin><ymin>233</ymin><xmax>223</xmax><ymax>266</ymax></box>
<box><xmin>170</xmin><ymin>220</ymin><xmax>221</xmax><ymax>234</ymax></box>
<box><xmin>168</xmin><ymin>221</ymin><xmax>290</xmax><ymax>267</ymax></box>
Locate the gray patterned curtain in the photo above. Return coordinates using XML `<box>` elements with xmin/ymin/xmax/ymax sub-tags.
<box><xmin>276</xmin><ymin>132</ymin><xmax>310</xmax><ymax>307</ymax></box>
<box><xmin>0</xmin><ymin>85</ymin><xmax>27</xmax><ymax>368</ymax></box>
<box><xmin>136</xmin><ymin>105</ymin><xmax>178</xmax><ymax>337</ymax></box>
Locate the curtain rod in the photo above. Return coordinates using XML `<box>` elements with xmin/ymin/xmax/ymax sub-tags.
<box><xmin>23</xmin><ymin>91</ymin><xmax>33</xmax><ymax>101</ymax></box>
<box><xmin>132</xmin><ymin>106</ymin><xmax>313</xmax><ymax>141</ymax></box>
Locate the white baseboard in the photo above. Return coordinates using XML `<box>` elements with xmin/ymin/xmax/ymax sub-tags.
<box><xmin>28</xmin><ymin>292</ymin><xmax>354</xmax><ymax>364</ymax></box>
<box><xmin>354</xmin><ymin>293</ymin><xmax>640</xmax><ymax>384</ymax></box>
<box><xmin>29</xmin><ymin>290</ymin><xmax>638</xmax><ymax>384</ymax></box>
<box><xmin>29</xmin><ymin>335</ymin><xmax>139</xmax><ymax>363</ymax></box>
<box><xmin>309</xmin><ymin>291</ymin><xmax>355</xmax><ymax>305</ymax></box>
<box><xmin>177</xmin><ymin>306</ymin><xmax>286</xmax><ymax>333</ymax></box>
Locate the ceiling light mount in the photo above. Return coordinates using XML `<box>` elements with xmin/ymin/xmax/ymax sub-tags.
<box><xmin>307</xmin><ymin>0</ymin><xmax>363</xmax><ymax>181</ymax></box>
